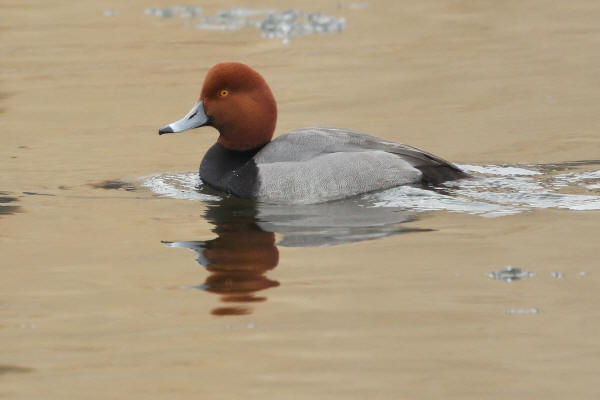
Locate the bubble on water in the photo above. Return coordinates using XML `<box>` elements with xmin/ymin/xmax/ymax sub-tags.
<box><xmin>349</xmin><ymin>2</ymin><xmax>370</xmax><ymax>10</ymax></box>
<box><xmin>145</xmin><ymin>6</ymin><xmax>202</xmax><ymax>19</ymax></box>
<box><xmin>259</xmin><ymin>10</ymin><xmax>345</xmax><ymax>43</ymax></box>
<box><xmin>489</xmin><ymin>266</ymin><xmax>535</xmax><ymax>282</ymax></box>
<box><xmin>144</xmin><ymin>6</ymin><xmax>346</xmax><ymax>43</ymax></box>
<box><xmin>193</xmin><ymin>8</ymin><xmax>264</xmax><ymax>30</ymax></box>
<box><xmin>505</xmin><ymin>308</ymin><xmax>540</xmax><ymax>315</ymax></box>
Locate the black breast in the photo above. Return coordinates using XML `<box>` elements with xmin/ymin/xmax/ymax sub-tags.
<box><xmin>199</xmin><ymin>143</ymin><xmax>262</xmax><ymax>198</ymax></box>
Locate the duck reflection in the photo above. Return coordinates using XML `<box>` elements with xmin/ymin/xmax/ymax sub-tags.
<box><xmin>0</xmin><ymin>193</ymin><xmax>20</xmax><ymax>216</ymax></box>
<box><xmin>164</xmin><ymin>193</ymin><xmax>430</xmax><ymax>316</ymax></box>
<box><xmin>163</xmin><ymin>197</ymin><xmax>279</xmax><ymax>316</ymax></box>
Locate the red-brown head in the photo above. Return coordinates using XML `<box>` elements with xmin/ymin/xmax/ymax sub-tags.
<box><xmin>159</xmin><ymin>62</ymin><xmax>277</xmax><ymax>152</ymax></box>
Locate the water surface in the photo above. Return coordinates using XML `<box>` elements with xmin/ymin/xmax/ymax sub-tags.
<box><xmin>2</xmin><ymin>1</ymin><xmax>600</xmax><ymax>399</ymax></box>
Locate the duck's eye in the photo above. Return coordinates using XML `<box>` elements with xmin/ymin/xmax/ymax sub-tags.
<box><xmin>219</xmin><ymin>89</ymin><xmax>230</xmax><ymax>97</ymax></box>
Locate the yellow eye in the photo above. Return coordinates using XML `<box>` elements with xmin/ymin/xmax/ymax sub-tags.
<box><xmin>219</xmin><ymin>89</ymin><xmax>230</xmax><ymax>97</ymax></box>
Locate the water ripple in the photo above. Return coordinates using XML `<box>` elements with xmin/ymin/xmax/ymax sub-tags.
<box><xmin>141</xmin><ymin>160</ymin><xmax>600</xmax><ymax>217</ymax></box>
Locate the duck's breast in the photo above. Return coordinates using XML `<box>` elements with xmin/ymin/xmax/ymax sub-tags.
<box><xmin>200</xmin><ymin>143</ymin><xmax>262</xmax><ymax>197</ymax></box>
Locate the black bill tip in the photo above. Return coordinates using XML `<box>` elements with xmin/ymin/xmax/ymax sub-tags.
<box><xmin>158</xmin><ymin>126</ymin><xmax>173</xmax><ymax>135</ymax></box>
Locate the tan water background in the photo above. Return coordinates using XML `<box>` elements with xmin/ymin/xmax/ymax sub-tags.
<box><xmin>2</xmin><ymin>1</ymin><xmax>600</xmax><ymax>398</ymax></box>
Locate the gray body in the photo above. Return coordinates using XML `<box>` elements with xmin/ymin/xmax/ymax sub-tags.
<box><xmin>200</xmin><ymin>127</ymin><xmax>467</xmax><ymax>204</ymax></box>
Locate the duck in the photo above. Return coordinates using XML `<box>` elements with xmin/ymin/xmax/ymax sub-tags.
<box><xmin>158</xmin><ymin>62</ymin><xmax>468</xmax><ymax>204</ymax></box>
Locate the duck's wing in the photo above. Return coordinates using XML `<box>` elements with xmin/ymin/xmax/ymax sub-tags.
<box><xmin>256</xmin><ymin>127</ymin><xmax>468</xmax><ymax>185</ymax></box>
<box><xmin>253</xmin><ymin>147</ymin><xmax>421</xmax><ymax>204</ymax></box>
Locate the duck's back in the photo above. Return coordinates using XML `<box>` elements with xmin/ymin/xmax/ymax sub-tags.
<box><xmin>248</xmin><ymin>127</ymin><xmax>467</xmax><ymax>204</ymax></box>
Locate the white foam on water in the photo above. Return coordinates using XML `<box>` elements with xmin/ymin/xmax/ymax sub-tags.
<box><xmin>459</xmin><ymin>164</ymin><xmax>542</xmax><ymax>176</ymax></box>
<box><xmin>140</xmin><ymin>173</ymin><xmax>220</xmax><ymax>201</ymax></box>
<box><xmin>369</xmin><ymin>185</ymin><xmax>523</xmax><ymax>217</ymax></box>
<box><xmin>552</xmin><ymin>169</ymin><xmax>600</xmax><ymax>188</ymax></box>
<box><xmin>426</xmin><ymin>162</ymin><xmax>600</xmax><ymax>214</ymax></box>
<box><xmin>140</xmin><ymin>161</ymin><xmax>600</xmax><ymax>216</ymax></box>
<box><xmin>555</xmin><ymin>169</ymin><xmax>600</xmax><ymax>181</ymax></box>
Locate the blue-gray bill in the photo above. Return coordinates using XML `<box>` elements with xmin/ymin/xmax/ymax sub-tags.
<box><xmin>159</xmin><ymin>101</ymin><xmax>209</xmax><ymax>135</ymax></box>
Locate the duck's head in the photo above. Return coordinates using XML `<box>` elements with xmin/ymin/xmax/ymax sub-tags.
<box><xmin>159</xmin><ymin>62</ymin><xmax>277</xmax><ymax>152</ymax></box>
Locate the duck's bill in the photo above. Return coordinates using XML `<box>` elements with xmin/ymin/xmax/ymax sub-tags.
<box><xmin>158</xmin><ymin>101</ymin><xmax>210</xmax><ymax>135</ymax></box>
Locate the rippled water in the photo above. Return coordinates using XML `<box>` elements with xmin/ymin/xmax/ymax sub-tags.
<box><xmin>140</xmin><ymin>160</ymin><xmax>600</xmax><ymax>315</ymax></box>
<box><xmin>141</xmin><ymin>160</ymin><xmax>600</xmax><ymax>218</ymax></box>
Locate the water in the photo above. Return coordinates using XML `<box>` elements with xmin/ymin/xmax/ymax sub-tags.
<box><xmin>141</xmin><ymin>160</ymin><xmax>600</xmax><ymax>315</ymax></box>
<box><xmin>5</xmin><ymin>1</ymin><xmax>600</xmax><ymax>397</ymax></box>
<box><xmin>149</xmin><ymin>193</ymin><xmax>428</xmax><ymax>315</ymax></box>
<box><xmin>142</xmin><ymin>173</ymin><xmax>430</xmax><ymax>246</ymax></box>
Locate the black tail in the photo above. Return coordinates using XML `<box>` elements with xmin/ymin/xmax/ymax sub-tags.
<box><xmin>416</xmin><ymin>164</ymin><xmax>470</xmax><ymax>186</ymax></box>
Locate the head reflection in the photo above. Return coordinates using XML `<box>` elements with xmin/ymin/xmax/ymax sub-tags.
<box><xmin>163</xmin><ymin>197</ymin><xmax>279</xmax><ymax>316</ymax></box>
<box><xmin>164</xmin><ymin>192</ymin><xmax>429</xmax><ymax>316</ymax></box>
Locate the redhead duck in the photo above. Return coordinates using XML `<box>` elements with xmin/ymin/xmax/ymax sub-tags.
<box><xmin>159</xmin><ymin>62</ymin><xmax>468</xmax><ymax>204</ymax></box>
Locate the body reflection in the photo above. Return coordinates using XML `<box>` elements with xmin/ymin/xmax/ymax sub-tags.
<box><xmin>164</xmin><ymin>192</ymin><xmax>429</xmax><ymax>316</ymax></box>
